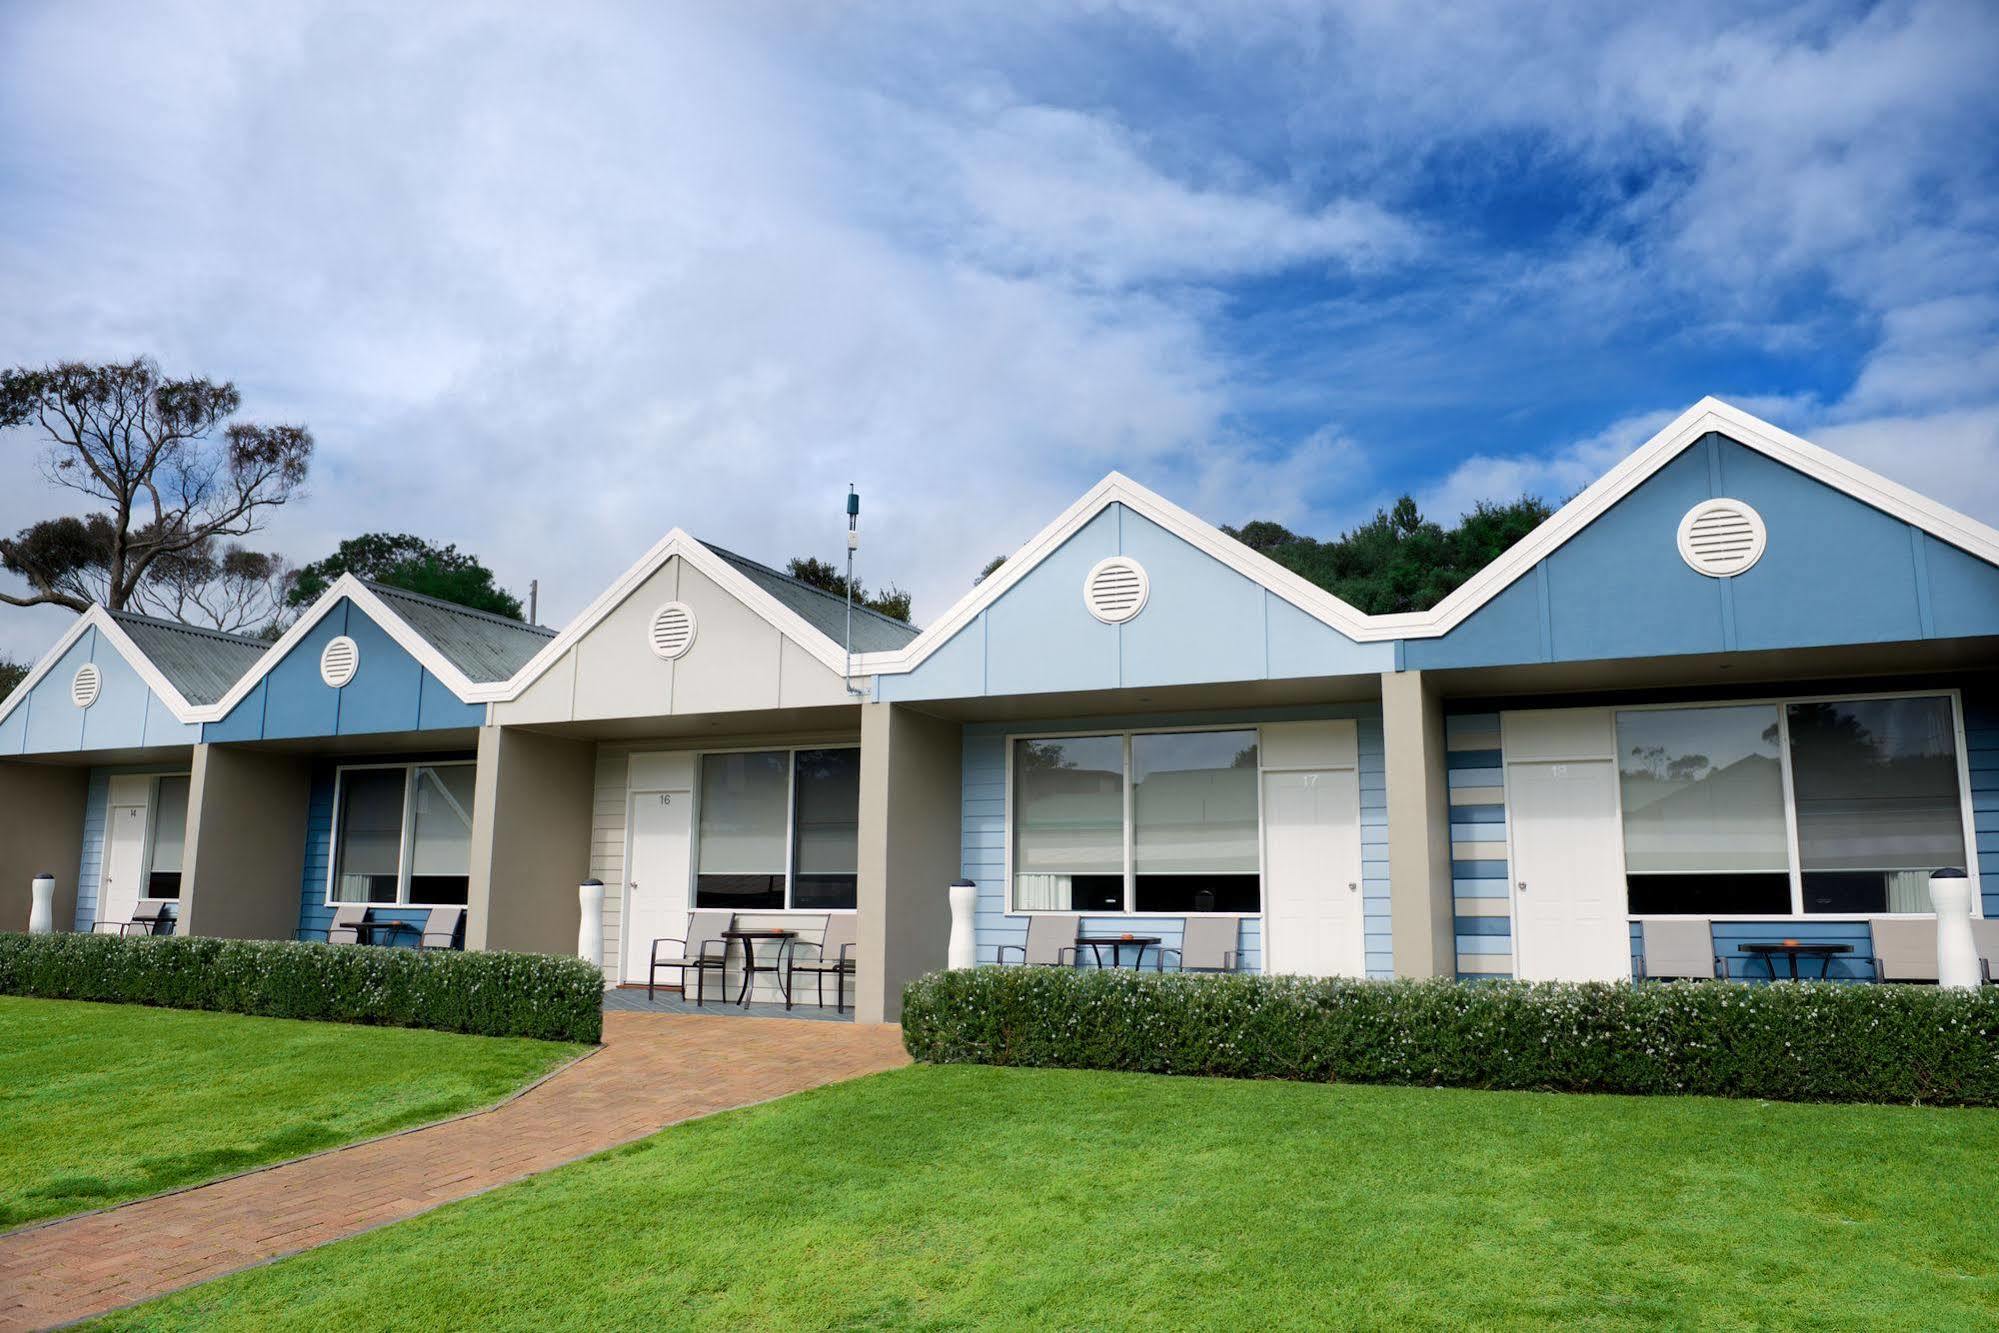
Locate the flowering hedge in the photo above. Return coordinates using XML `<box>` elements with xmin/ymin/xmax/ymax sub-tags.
<box><xmin>900</xmin><ymin>969</ymin><xmax>1999</xmax><ymax>1106</ymax></box>
<box><xmin>0</xmin><ymin>933</ymin><xmax>602</xmax><ymax>1043</ymax></box>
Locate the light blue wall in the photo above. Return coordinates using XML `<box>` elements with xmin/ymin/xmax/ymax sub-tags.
<box><xmin>879</xmin><ymin>503</ymin><xmax>1393</xmax><ymax>702</ymax></box>
<box><xmin>961</xmin><ymin>704</ymin><xmax>1392</xmax><ymax>978</ymax></box>
<box><xmin>1</xmin><ymin>626</ymin><xmax>199</xmax><ymax>757</ymax></box>
<box><xmin>1405</xmin><ymin>433</ymin><xmax>1999</xmax><ymax>671</ymax></box>
<box><xmin>73</xmin><ymin>764</ymin><xmax>189</xmax><ymax>932</ymax></box>
<box><xmin>202</xmin><ymin>599</ymin><xmax>483</xmax><ymax>743</ymax></box>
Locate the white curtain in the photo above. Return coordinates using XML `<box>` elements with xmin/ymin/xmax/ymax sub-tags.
<box><xmin>1886</xmin><ymin>870</ymin><xmax>1934</xmax><ymax>914</ymax></box>
<box><xmin>1014</xmin><ymin>874</ymin><xmax>1072</xmax><ymax>911</ymax></box>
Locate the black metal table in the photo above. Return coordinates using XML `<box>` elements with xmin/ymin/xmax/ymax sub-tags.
<box><xmin>721</xmin><ymin>928</ymin><xmax>797</xmax><ymax>1005</ymax></box>
<box><xmin>1739</xmin><ymin>941</ymin><xmax>1854</xmax><ymax>980</ymax></box>
<box><xmin>1074</xmin><ymin>935</ymin><xmax>1162</xmax><ymax>970</ymax></box>
<box><xmin>353</xmin><ymin>919</ymin><xmax>416</xmax><ymax>947</ymax></box>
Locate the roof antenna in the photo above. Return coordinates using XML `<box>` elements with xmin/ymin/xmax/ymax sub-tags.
<box><xmin>843</xmin><ymin>485</ymin><xmax>864</xmax><ymax>697</ymax></box>
<box><xmin>528</xmin><ymin>579</ymin><xmax>539</xmax><ymax>626</ymax></box>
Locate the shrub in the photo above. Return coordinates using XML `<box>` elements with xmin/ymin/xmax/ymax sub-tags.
<box><xmin>0</xmin><ymin>933</ymin><xmax>603</xmax><ymax>1043</ymax></box>
<box><xmin>900</xmin><ymin>969</ymin><xmax>1999</xmax><ymax>1106</ymax></box>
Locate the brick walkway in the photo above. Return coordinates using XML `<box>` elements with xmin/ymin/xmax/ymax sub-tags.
<box><xmin>0</xmin><ymin>1012</ymin><xmax>909</xmax><ymax>1330</ymax></box>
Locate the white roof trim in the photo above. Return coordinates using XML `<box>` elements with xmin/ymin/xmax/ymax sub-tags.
<box><xmin>851</xmin><ymin>397</ymin><xmax>1999</xmax><ymax>676</ymax></box>
<box><xmin>490</xmin><ymin>529</ymin><xmax>862</xmax><ymax>701</ymax></box>
<box><xmin>0</xmin><ymin>604</ymin><xmax>207</xmax><ymax>728</ymax></box>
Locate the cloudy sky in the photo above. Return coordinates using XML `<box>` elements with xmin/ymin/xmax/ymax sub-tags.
<box><xmin>2</xmin><ymin>0</ymin><xmax>1995</xmax><ymax>660</ymax></box>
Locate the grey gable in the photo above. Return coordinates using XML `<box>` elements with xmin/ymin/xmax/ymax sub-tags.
<box><xmin>698</xmin><ymin>544</ymin><xmax>922</xmax><ymax>654</ymax></box>
<box><xmin>105</xmin><ymin>610</ymin><xmax>269</xmax><ymax>706</ymax></box>
<box><xmin>362</xmin><ymin>582</ymin><xmax>558</xmax><ymax>684</ymax></box>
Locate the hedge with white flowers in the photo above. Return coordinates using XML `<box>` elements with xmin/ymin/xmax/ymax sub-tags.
<box><xmin>900</xmin><ymin>969</ymin><xmax>1999</xmax><ymax>1105</ymax></box>
<box><xmin>0</xmin><ymin>933</ymin><xmax>602</xmax><ymax>1043</ymax></box>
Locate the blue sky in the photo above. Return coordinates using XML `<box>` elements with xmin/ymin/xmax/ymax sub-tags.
<box><xmin>2</xmin><ymin>0</ymin><xmax>1996</xmax><ymax>658</ymax></box>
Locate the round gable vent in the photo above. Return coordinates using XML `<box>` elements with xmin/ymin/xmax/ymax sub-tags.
<box><xmin>71</xmin><ymin>663</ymin><xmax>101</xmax><ymax>709</ymax></box>
<box><xmin>1677</xmin><ymin>499</ymin><xmax>1767</xmax><ymax>577</ymax></box>
<box><xmin>320</xmin><ymin>635</ymin><xmax>360</xmax><ymax>688</ymax></box>
<box><xmin>1084</xmin><ymin>556</ymin><xmax>1149</xmax><ymax>624</ymax></box>
<box><xmin>649</xmin><ymin>602</ymin><xmax>697</xmax><ymax>659</ymax></box>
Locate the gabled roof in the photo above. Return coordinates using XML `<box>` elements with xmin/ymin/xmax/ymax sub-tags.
<box><xmin>104</xmin><ymin>610</ymin><xmax>268</xmax><ymax>706</ymax></box>
<box><xmin>361</xmin><ymin>581</ymin><xmax>555</xmax><ymax>684</ymax></box>
<box><xmin>700</xmin><ymin>545</ymin><xmax>921</xmax><ymax>654</ymax></box>
<box><xmin>851</xmin><ymin>397</ymin><xmax>1999</xmax><ymax>676</ymax></box>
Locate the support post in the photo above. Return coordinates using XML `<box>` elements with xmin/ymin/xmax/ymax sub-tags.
<box><xmin>179</xmin><ymin>744</ymin><xmax>312</xmax><ymax>940</ymax></box>
<box><xmin>855</xmin><ymin>702</ymin><xmax>963</xmax><ymax>1023</ymax></box>
<box><xmin>1381</xmin><ymin>670</ymin><xmax>1455</xmax><ymax>979</ymax></box>
<box><xmin>467</xmin><ymin>726</ymin><xmax>596</xmax><ymax>956</ymax></box>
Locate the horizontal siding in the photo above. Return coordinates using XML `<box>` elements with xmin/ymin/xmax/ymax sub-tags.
<box><xmin>1446</xmin><ymin>712</ymin><xmax>1511</xmax><ymax>979</ymax></box>
<box><xmin>1967</xmin><ymin>688</ymin><xmax>1998</xmax><ymax>917</ymax></box>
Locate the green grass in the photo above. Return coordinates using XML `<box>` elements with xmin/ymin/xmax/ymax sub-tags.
<box><xmin>0</xmin><ymin>997</ymin><xmax>582</xmax><ymax>1229</ymax></box>
<box><xmin>96</xmin><ymin>1063</ymin><xmax>1999</xmax><ymax>1330</ymax></box>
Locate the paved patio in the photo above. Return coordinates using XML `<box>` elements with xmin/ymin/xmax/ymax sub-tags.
<box><xmin>603</xmin><ymin>985</ymin><xmax>854</xmax><ymax>1021</ymax></box>
<box><xmin>0</xmin><ymin>1011</ymin><xmax>908</xmax><ymax>1331</ymax></box>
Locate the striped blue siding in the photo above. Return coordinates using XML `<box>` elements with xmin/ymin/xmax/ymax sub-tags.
<box><xmin>294</xmin><ymin>763</ymin><xmax>427</xmax><ymax>944</ymax></box>
<box><xmin>963</xmin><ymin>704</ymin><xmax>1387</xmax><ymax>978</ymax></box>
<box><xmin>1446</xmin><ymin>712</ymin><xmax>1512</xmax><ymax>978</ymax></box>
<box><xmin>1967</xmin><ymin>688</ymin><xmax>1999</xmax><ymax>917</ymax></box>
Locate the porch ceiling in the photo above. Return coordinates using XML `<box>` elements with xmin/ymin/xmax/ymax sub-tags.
<box><xmin>508</xmin><ymin>702</ymin><xmax>863</xmax><ymax>743</ymax></box>
<box><xmin>209</xmin><ymin>727</ymin><xmax>481</xmax><ymax>758</ymax></box>
<box><xmin>897</xmin><ymin>672</ymin><xmax>1383</xmax><ymax>724</ymax></box>
<box><xmin>0</xmin><ymin>743</ymin><xmax>197</xmax><ymax>769</ymax></box>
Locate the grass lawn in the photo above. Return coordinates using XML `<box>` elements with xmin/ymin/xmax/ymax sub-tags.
<box><xmin>97</xmin><ymin>1063</ymin><xmax>1999</xmax><ymax>1330</ymax></box>
<box><xmin>0</xmin><ymin>997</ymin><xmax>582</xmax><ymax>1229</ymax></box>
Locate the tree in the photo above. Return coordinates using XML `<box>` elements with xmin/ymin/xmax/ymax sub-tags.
<box><xmin>289</xmin><ymin>533</ymin><xmax>523</xmax><ymax>619</ymax></box>
<box><xmin>1225</xmin><ymin>494</ymin><xmax>1555</xmax><ymax>614</ymax></box>
<box><xmin>0</xmin><ymin>358</ymin><xmax>312</xmax><ymax>631</ymax></box>
<box><xmin>977</xmin><ymin>554</ymin><xmax>1007</xmax><ymax>583</ymax></box>
<box><xmin>784</xmin><ymin>556</ymin><xmax>912</xmax><ymax>623</ymax></box>
<box><xmin>0</xmin><ymin>657</ymin><xmax>25</xmax><ymax>703</ymax></box>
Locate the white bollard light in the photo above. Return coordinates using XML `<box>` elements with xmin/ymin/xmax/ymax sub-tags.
<box><xmin>1931</xmin><ymin>868</ymin><xmax>1978</xmax><ymax>990</ymax></box>
<box><xmin>948</xmin><ymin>879</ymin><xmax>978</xmax><ymax>970</ymax></box>
<box><xmin>28</xmin><ymin>875</ymin><xmax>56</xmax><ymax>935</ymax></box>
<box><xmin>577</xmin><ymin>879</ymin><xmax>605</xmax><ymax>967</ymax></box>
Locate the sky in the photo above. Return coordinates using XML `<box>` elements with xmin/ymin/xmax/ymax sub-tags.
<box><xmin>2</xmin><ymin>0</ymin><xmax>1996</xmax><ymax>661</ymax></box>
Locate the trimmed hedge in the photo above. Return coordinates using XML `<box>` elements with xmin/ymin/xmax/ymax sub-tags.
<box><xmin>0</xmin><ymin>933</ymin><xmax>603</xmax><ymax>1044</ymax></box>
<box><xmin>901</xmin><ymin>969</ymin><xmax>1999</xmax><ymax>1106</ymax></box>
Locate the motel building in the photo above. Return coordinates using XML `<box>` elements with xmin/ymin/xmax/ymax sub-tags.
<box><xmin>1</xmin><ymin>398</ymin><xmax>1994</xmax><ymax>1021</ymax></box>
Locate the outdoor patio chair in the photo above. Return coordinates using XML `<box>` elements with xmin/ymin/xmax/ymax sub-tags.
<box><xmin>995</xmin><ymin>913</ymin><xmax>1079</xmax><ymax>967</ymax></box>
<box><xmin>785</xmin><ymin>913</ymin><xmax>857</xmax><ymax>1012</ymax></box>
<box><xmin>296</xmin><ymin>903</ymin><xmax>371</xmax><ymax>945</ymax></box>
<box><xmin>1159</xmin><ymin>915</ymin><xmax>1239</xmax><ymax>973</ymax></box>
<box><xmin>417</xmin><ymin>906</ymin><xmax>465</xmax><ymax>951</ymax></box>
<box><xmin>649</xmin><ymin>909</ymin><xmax>733</xmax><ymax>1003</ymax></box>
<box><xmin>94</xmin><ymin>899</ymin><xmax>175</xmax><ymax>937</ymax></box>
<box><xmin>1871</xmin><ymin>918</ymin><xmax>1941</xmax><ymax>983</ymax></box>
<box><xmin>1971</xmin><ymin>918</ymin><xmax>1999</xmax><ymax>984</ymax></box>
<box><xmin>1636</xmin><ymin>919</ymin><xmax>1722</xmax><ymax>980</ymax></box>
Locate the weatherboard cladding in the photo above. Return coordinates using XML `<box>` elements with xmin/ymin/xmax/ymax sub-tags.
<box><xmin>104</xmin><ymin>611</ymin><xmax>267</xmax><ymax>706</ymax></box>
<box><xmin>361</xmin><ymin>582</ymin><xmax>557</xmax><ymax>684</ymax></box>
<box><xmin>700</xmin><ymin>545</ymin><xmax>922</xmax><ymax>655</ymax></box>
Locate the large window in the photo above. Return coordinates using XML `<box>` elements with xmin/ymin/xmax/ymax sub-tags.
<box><xmin>145</xmin><ymin>775</ymin><xmax>190</xmax><ymax>900</ymax></box>
<box><xmin>329</xmin><ymin>762</ymin><xmax>475</xmax><ymax>907</ymax></box>
<box><xmin>1011</xmin><ymin>729</ymin><xmax>1260</xmax><ymax>913</ymax></box>
<box><xmin>1615</xmin><ymin>693</ymin><xmax>1973</xmax><ymax>917</ymax></box>
<box><xmin>694</xmin><ymin>747</ymin><xmax>860</xmax><ymax>912</ymax></box>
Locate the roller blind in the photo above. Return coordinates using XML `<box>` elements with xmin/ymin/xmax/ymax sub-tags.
<box><xmin>697</xmin><ymin>751</ymin><xmax>790</xmax><ymax>875</ymax></box>
<box><xmin>1131</xmin><ymin>730</ymin><xmax>1259</xmax><ymax>874</ymax></box>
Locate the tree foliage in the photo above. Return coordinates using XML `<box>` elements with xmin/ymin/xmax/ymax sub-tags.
<box><xmin>0</xmin><ymin>358</ymin><xmax>311</xmax><ymax>632</ymax></box>
<box><xmin>785</xmin><ymin>556</ymin><xmax>913</xmax><ymax>623</ymax></box>
<box><xmin>0</xmin><ymin>658</ymin><xmax>24</xmax><ymax>702</ymax></box>
<box><xmin>288</xmin><ymin>533</ymin><xmax>523</xmax><ymax>620</ymax></box>
<box><xmin>1226</xmin><ymin>494</ymin><xmax>1555</xmax><ymax>614</ymax></box>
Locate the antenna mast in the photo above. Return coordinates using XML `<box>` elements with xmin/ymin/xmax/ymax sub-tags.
<box><xmin>843</xmin><ymin>486</ymin><xmax>862</xmax><ymax>695</ymax></box>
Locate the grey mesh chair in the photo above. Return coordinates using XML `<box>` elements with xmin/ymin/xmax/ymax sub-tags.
<box><xmin>1160</xmin><ymin>916</ymin><xmax>1240</xmax><ymax>973</ymax></box>
<box><xmin>786</xmin><ymin>913</ymin><xmax>858</xmax><ymax>1012</ymax></box>
<box><xmin>996</xmin><ymin>913</ymin><xmax>1079</xmax><ymax>967</ymax></box>
<box><xmin>303</xmin><ymin>903</ymin><xmax>369</xmax><ymax>945</ymax></box>
<box><xmin>1636</xmin><ymin>919</ymin><xmax>1721</xmax><ymax>980</ymax></box>
<box><xmin>417</xmin><ymin>906</ymin><xmax>464</xmax><ymax>951</ymax></box>
<box><xmin>650</xmin><ymin>909</ymin><xmax>734</xmax><ymax>1003</ymax></box>
<box><xmin>1974</xmin><ymin>919</ymin><xmax>1999</xmax><ymax>984</ymax></box>
<box><xmin>1871</xmin><ymin>918</ymin><xmax>1940</xmax><ymax>983</ymax></box>
<box><xmin>96</xmin><ymin>899</ymin><xmax>175</xmax><ymax>937</ymax></box>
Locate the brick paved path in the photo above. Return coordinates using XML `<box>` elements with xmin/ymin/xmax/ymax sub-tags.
<box><xmin>0</xmin><ymin>1012</ymin><xmax>909</xmax><ymax>1330</ymax></box>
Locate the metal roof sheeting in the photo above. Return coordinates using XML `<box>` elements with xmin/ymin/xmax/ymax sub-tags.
<box><xmin>362</xmin><ymin>582</ymin><xmax>557</xmax><ymax>683</ymax></box>
<box><xmin>700</xmin><ymin>544</ymin><xmax>922</xmax><ymax>654</ymax></box>
<box><xmin>105</xmin><ymin>611</ymin><xmax>270</xmax><ymax>706</ymax></box>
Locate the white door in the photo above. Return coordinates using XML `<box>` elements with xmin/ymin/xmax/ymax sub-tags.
<box><xmin>101</xmin><ymin>796</ymin><xmax>150</xmax><ymax>928</ymax></box>
<box><xmin>622</xmin><ymin>788</ymin><xmax>693</xmax><ymax>984</ymax></box>
<box><xmin>1261</xmin><ymin>768</ymin><xmax>1366</xmax><ymax>977</ymax></box>
<box><xmin>1508</xmin><ymin>759</ymin><xmax>1630</xmax><ymax>981</ymax></box>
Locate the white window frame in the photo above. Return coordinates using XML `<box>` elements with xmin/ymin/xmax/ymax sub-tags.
<box><xmin>1613</xmin><ymin>687</ymin><xmax>1982</xmax><ymax>922</ymax></box>
<box><xmin>690</xmin><ymin>743</ymin><xmax>861</xmax><ymax>915</ymax></box>
<box><xmin>324</xmin><ymin>760</ymin><xmax>478</xmax><ymax>910</ymax></box>
<box><xmin>1003</xmin><ymin>723</ymin><xmax>1268</xmax><ymax>917</ymax></box>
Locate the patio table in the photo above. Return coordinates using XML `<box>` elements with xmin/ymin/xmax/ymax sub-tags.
<box><xmin>1739</xmin><ymin>941</ymin><xmax>1853</xmax><ymax>980</ymax></box>
<box><xmin>1073</xmin><ymin>935</ymin><xmax>1162</xmax><ymax>970</ymax></box>
<box><xmin>720</xmin><ymin>928</ymin><xmax>797</xmax><ymax>1006</ymax></box>
<box><xmin>352</xmin><ymin>919</ymin><xmax>417</xmax><ymax>947</ymax></box>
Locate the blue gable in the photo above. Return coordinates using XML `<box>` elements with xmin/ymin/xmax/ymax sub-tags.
<box><xmin>1404</xmin><ymin>432</ymin><xmax>1999</xmax><ymax>671</ymax></box>
<box><xmin>0</xmin><ymin>624</ymin><xmax>199</xmax><ymax>757</ymax></box>
<box><xmin>202</xmin><ymin>598</ymin><xmax>483</xmax><ymax>742</ymax></box>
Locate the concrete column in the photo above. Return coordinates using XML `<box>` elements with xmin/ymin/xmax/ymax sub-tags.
<box><xmin>466</xmin><ymin>725</ymin><xmax>596</xmax><ymax>955</ymax></box>
<box><xmin>180</xmin><ymin>743</ymin><xmax>313</xmax><ymax>940</ymax></box>
<box><xmin>1381</xmin><ymin>670</ymin><xmax>1455</xmax><ymax>979</ymax></box>
<box><xmin>0</xmin><ymin>762</ymin><xmax>89</xmax><ymax>933</ymax></box>
<box><xmin>854</xmin><ymin>702</ymin><xmax>962</xmax><ymax>1024</ymax></box>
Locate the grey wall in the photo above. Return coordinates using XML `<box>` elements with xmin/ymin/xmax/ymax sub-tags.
<box><xmin>467</xmin><ymin>725</ymin><xmax>597</xmax><ymax>955</ymax></box>
<box><xmin>0</xmin><ymin>762</ymin><xmax>90</xmax><ymax>933</ymax></box>
<box><xmin>1382</xmin><ymin>670</ymin><xmax>1455</xmax><ymax>978</ymax></box>
<box><xmin>180</xmin><ymin>744</ymin><xmax>313</xmax><ymax>940</ymax></box>
<box><xmin>855</xmin><ymin>703</ymin><xmax>963</xmax><ymax>1023</ymax></box>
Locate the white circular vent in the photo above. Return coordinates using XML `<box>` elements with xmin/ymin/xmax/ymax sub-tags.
<box><xmin>1084</xmin><ymin>556</ymin><xmax>1149</xmax><ymax>623</ymax></box>
<box><xmin>320</xmin><ymin>635</ymin><xmax>360</xmax><ymax>688</ymax></box>
<box><xmin>648</xmin><ymin>602</ymin><xmax>697</xmax><ymax>659</ymax></box>
<box><xmin>71</xmin><ymin>663</ymin><xmax>101</xmax><ymax>709</ymax></box>
<box><xmin>1677</xmin><ymin>499</ymin><xmax>1767</xmax><ymax>577</ymax></box>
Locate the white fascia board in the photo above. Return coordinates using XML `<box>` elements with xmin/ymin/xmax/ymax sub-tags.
<box><xmin>489</xmin><ymin>529</ymin><xmax>857</xmax><ymax>702</ymax></box>
<box><xmin>0</xmin><ymin>605</ymin><xmax>207</xmax><ymax>729</ymax></box>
